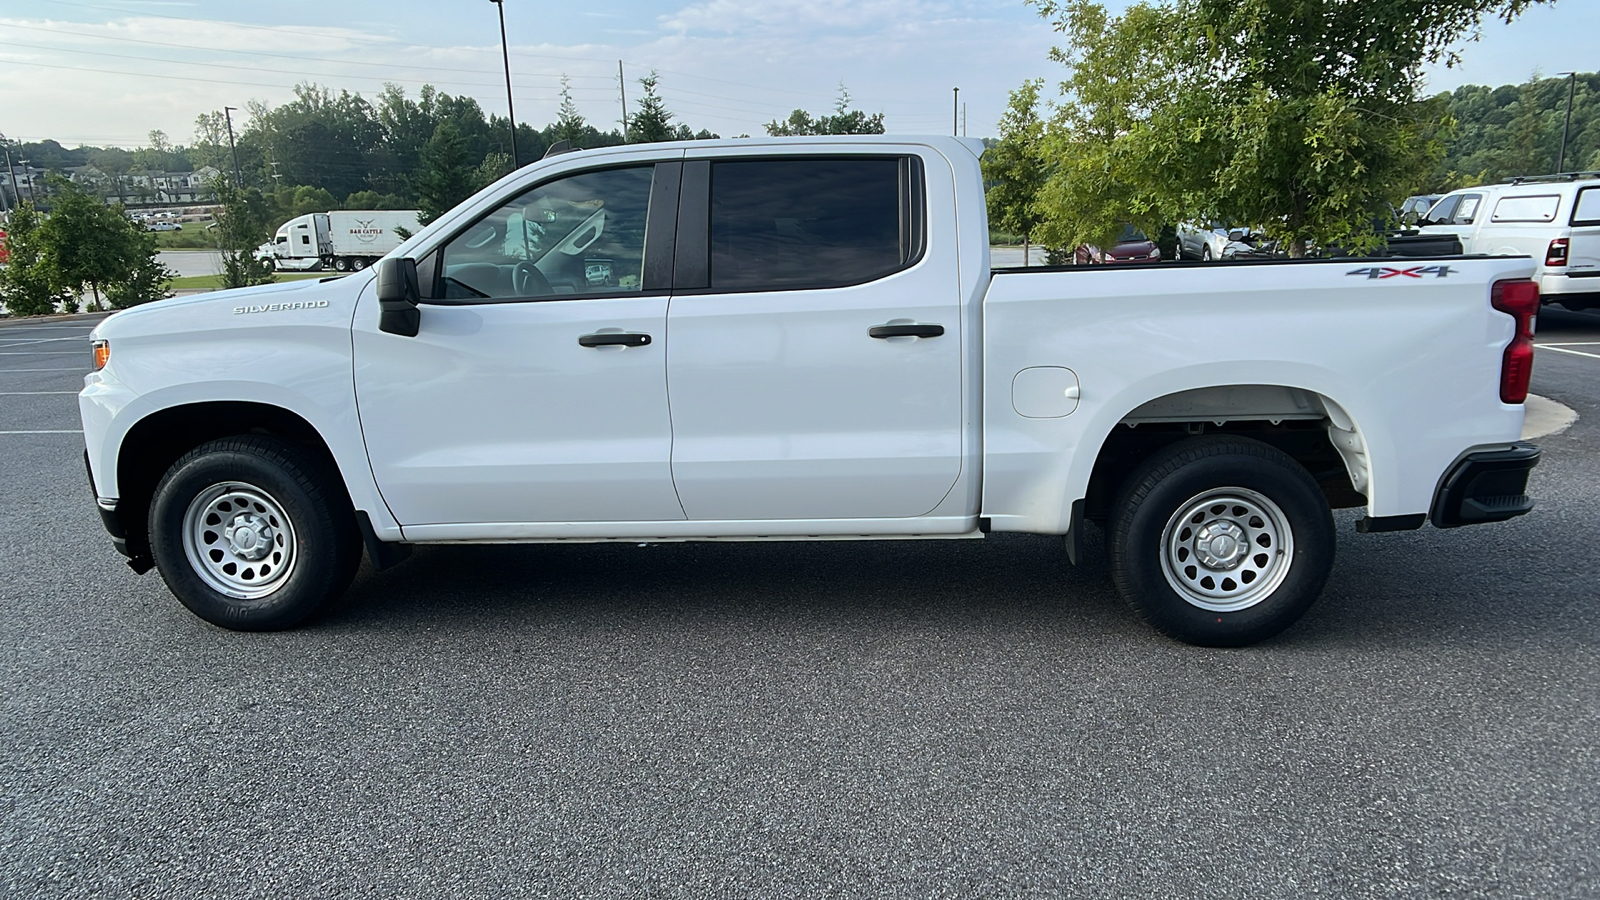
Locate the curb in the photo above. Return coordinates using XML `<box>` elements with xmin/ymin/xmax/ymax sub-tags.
<box><xmin>1523</xmin><ymin>394</ymin><xmax>1578</xmax><ymax>440</ymax></box>
<box><xmin>0</xmin><ymin>311</ymin><xmax>114</xmax><ymax>328</ymax></box>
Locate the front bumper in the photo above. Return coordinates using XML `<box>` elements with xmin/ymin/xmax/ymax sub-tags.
<box><xmin>85</xmin><ymin>451</ymin><xmax>152</xmax><ymax>573</ymax></box>
<box><xmin>1430</xmin><ymin>443</ymin><xmax>1540</xmax><ymax>528</ymax></box>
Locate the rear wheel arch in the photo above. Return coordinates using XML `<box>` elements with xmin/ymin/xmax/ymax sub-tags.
<box><xmin>1080</xmin><ymin>385</ymin><xmax>1371</xmax><ymax>525</ymax></box>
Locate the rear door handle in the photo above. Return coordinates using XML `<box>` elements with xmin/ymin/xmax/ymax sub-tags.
<box><xmin>579</xmin><ymin>332</ymin><xmax>652</xmax><ymax>348</ymax></box>
<box><xmin>869</xmin><ymin>323</ymin><xmax>945</xmax><ymax>339</ymax></box>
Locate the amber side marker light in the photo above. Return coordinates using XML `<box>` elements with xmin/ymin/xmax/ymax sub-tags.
<box><xmin>91</xmin><ymin>339</ymin><xmax>109</xmax><ymax>370</ymax></box>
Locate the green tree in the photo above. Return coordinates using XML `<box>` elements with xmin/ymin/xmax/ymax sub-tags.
<box><xmin>37</xmin><ymin>177</ymin><xmax>158</xmax><ymax>310</ymax></box>
<box><xmin>271</xmin><ymin>184</ymin><xmax>338</xmax><ymax>219</ymax></box>
<box><xmin>628</xmin><ymin>72</ymin><xmax>677</xmax><ymax>143</ymax></box>
<box><xmin>413</xmin><ymin>121</ymin><xmax>476</xmax><ymax>225</ymax></box>
<box><xmin>473</xmin><ymin>151</ymin><xmax>514</xmax><ymax>191</ymax></box>
<box><xmin>190</xmin><ymin>111</ymin><xmax>234</xmax><ymax>173</ymax></box>
<box><xmin>1029</xmin><ymin>0</ymin><xmax>1553</xmax><ymax>257</ymax></box>
<box><xmin>0</xmin><ymin>203</ymin><xmax>73</xmax><ymax>316</ymax></box>
<box><xmin>765</xmin><ymin>85</ymin><xmax>886</xmax><ymax>136</ymax></box>
<box><xmin>212</xmin><ymin>178</ymin><xmax>277</xmax><ymax>290</ymax></box>
<box><xmin>104</xmin><ymin>230</ymin><xmax>175</xmax><ymax>309</ymax></box>
<box><xmin>553</xmin><ymin>75</ymin><xmax>588</xmax><ymax>146</ymax></box>
<box><xmin>982</xmin><ymin>80</ymin><xmax>1049</xmax><ymax>263</ymax></box>
<box><xmin>343</xmin><ymin>190</ymin><xmax>408</xmax><ymax>210</ymax></box>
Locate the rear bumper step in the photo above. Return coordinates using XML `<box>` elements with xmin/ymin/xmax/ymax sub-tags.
<box><xmin>1430</xmin><ymin>444</ymin><xmax>1540</xmax><ymax>528</ymax></box>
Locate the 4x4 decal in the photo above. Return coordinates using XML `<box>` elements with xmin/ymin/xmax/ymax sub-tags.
<box><xmin>1347</xmin><ymin>265</ymin><xmax>1453</xmax><ymax>279</ymax></box>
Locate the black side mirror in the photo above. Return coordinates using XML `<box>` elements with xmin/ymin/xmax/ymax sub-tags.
<box><xmin>375</xmin><ymin>257</ymin><xmax>420</xmax><ymax>337</ymax></box>
<box><xmin>1227</xmin><ymin>229</ymin><xmax>1246</xmax><ymax>242</ymax></box>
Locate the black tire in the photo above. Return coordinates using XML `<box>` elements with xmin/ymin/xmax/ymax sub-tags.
<box><xmin>333</xmin><ymin>257</ymin><xmax>349</xmax><ymax>272</ymax></box>
<box><xmin>148</xmin><ymin>436</ymin><xmax>360</xmax><ymax>631</ymax></box>
<box><xmin>1201</xmin><ymin>244</ymin><xmax>1213</xmax><ymax>261</ymax></box>
<box><xmin>352</xmin><ymin>257</ymin><xmax>367</xmax><ymax>271</ymax></box>
<box><xmin>1107</xmin><ymin>436</ymin><xmax>1334</xmax><ymax>647</ymax></box>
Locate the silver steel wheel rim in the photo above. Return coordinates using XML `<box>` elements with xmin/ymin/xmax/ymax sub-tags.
<box><xmin>1159</xmin><ymin>487</ymin><xmax>1293</xmax><ymax>613</ymax></box>
<box><xmin>181</xmin><ymin>482</ymin><xmax>297</xmax><ymax>600</ymax></box>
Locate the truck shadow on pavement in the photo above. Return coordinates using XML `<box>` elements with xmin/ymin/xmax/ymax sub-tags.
<box><xmin>314</xmin><ymin>502</ymin><xmax>1593</xmax><ymax>652</ymax></box>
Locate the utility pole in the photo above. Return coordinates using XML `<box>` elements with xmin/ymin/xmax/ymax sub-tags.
<box><xmin>2</xmin><ymin>145</ymin><xmax>18</xmax><ymax>212</ymax></box>
<box><xmin>619</xmin><ymin>60</ymin><xmax>630</xmax><ymax>142</ymax></box>
<box><xmin>17</xmin><ymin>159</ymin><xmax>34</xmax><ymax>204</ymax></box>
<box><xmin>489</xmin><ymin>0</ymin><xmax>520</xmax><ymax>167</ymax></box>
<box><xmin>952</xmin><ymin>87</ymin><xmax>959</xmax><ymax>136</ymax></box>
<box><xmin>1557</xmin><ymin>72</ymin><xmax>1577</xmax><ymax>174</ymax></box>
<box><xmin>223</xmin><ymin>106</ymin><xmax>242</xmax><ymax>189</ymax></box>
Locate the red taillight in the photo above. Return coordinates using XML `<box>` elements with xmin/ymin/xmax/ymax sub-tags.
<box><xmin>1546</xmin><ymin>238</ymin><xmax>1569</xmax><ymax>267</ymax></box>
<box><xmin>1491</xmin><ymin>279</ymin><xmax>1539</xmax><ymax>404</ymax></box>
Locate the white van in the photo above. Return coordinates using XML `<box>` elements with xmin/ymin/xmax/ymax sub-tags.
<box><xmin>1422</xmin><ymin>174</ymin><xmax>1600</xmax><ymax>310</ymax></box>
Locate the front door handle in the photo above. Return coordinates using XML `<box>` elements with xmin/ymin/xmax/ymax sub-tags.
<box><xmin>579</xmin><ymin>332</ymin><xmax>652</xmax><ymax>348</ymax></box>
<box><xmin>869</xmin><ymin>323</ymin><xmax>945</xmax><ymax>339</ymax></box>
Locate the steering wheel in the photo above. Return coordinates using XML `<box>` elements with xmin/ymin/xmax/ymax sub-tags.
<box><xmin>512</xmin><ymin>261</ymin><xmax>552</xmax><ymax>297</ymax></box>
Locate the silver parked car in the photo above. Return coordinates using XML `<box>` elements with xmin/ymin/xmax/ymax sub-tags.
<box><xmin>1176</xmin><ymin>222</ymin><xmax>1251</xmax><ymax>261</ymax></box>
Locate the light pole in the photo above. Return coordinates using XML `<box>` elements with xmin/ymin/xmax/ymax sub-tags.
<box><xmin>1557</xmin><ymin>72</ymin><xmax>1577</xmax><ymax>175</ymax></box>
<box><xmin>223</xmin><ymin>106</ymin><xmax>243</xmax><ymax>190</ymax></box>
<box><xmin>489</xmin><ymin>0</ymin><xmax>520</xmax><ymax>167</ymax></box>
<box><xmin>952</xmin><ymin>87</ymin><xmax>959</xmax><ymax>136</ymax></box>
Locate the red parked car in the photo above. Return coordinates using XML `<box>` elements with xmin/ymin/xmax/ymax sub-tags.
<box><xmin>1074</xmin><ymin>225</ymin><xmax>1161</xmax><ymax>264</ymax></box>
<box><xmin>0</xmin><ymin>230</ymin><xmax>9</xmax><ymax>266</ymax></box>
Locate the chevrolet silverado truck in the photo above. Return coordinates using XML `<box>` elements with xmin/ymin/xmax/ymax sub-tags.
<box><xmin>79</xmin><ymin>136</ymin><xmax>1542</xmax><ymax>646</ymax></box>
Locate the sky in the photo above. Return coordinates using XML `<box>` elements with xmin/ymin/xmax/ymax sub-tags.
<box><xmin>0</xmin><ymin>0</ymin><xmax>1593</xmax><ymax>150</ymax></box>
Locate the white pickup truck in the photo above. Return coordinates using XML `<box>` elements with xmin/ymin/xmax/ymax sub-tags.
<box><xmin>80</xmin><ymin>136</ymin><xmax>1542</xmax><ymax>646</ymax></box>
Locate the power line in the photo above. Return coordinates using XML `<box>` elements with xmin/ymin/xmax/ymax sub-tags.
<box><xmin>2</xmin><ymin>21</ymin><xmax>614</xmax><ymax>81</ymax></box>
<box><xmin>0</xmin><ymin>39</ymin><xmax>508</xmax><ymax>89</ymax></box>
<box><xmin>32</xmin><ymin>0</ymin><xmax>949</xmax><ymax>112</ymax></box>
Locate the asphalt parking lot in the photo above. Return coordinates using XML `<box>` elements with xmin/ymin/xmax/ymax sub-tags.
<box><xmin>2</xmin><ymin>307</ymin><xmax>1597</xmax><ymax>898</ymax></box>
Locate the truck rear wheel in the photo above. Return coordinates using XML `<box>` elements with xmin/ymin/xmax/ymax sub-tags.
<box><xmin>333</xmin><ymin>258</ymin><xmax>349</xmax><ymax>272</ymax></box>
<box><xmin>1107</xmin><ymin>436</ymin><xmax>1335</xmax><ymax>646</ymax></box>
<box><xmin>148</xmin><ymin>436</ymin><xmax>360</xmax><ymax>631</ymax></box>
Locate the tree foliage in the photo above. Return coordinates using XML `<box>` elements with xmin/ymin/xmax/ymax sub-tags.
<box><xmin>629</xmin><ymin>72</ymin><xmax>677</xmax><ymax>144</ymax></box>
<box><xmin>553</xmin><ymin>76</ymin><xmax>589</xmax><ymax>146</ymax></box>
<box><xmin>0</xmin><ymin>181</ymin><xmax>171</xmax><ymax>313</ymax></box>
<box><xmin>765</xmin><ymin>86</ymin><xmax>886</xmax><ymax>136</ymax></box>
<box><xmin>982</xmin><ymin>80</ymin><xmax>1048</xmax><ymax>258</ymax></box>
<box><xmin>211</xmin><ymin>178</ymin><xmax>276</xmax><ymax>290</ymax></box>
<box><xmin>0</xmin><ymin>203</ymin><xmax>73</xmax><ymax>316</ymax></box>
<box><xmin>1028</xmin><ymin>0</ymin><xmax>1554</xmax><ymax>256</ymax></box>
<box><xmin>1430</xmin><ymin>72</ymin><xmax>1600</xmax><ymax>186</ymax></box>
<box><xmin>413</xmin><ymin>121</ymin><xmax>476</xmax><ymax>225</ymax></box>
<box><xmin>38</xmin><ymin>177</ymin><xmax>169</xmax><ymax>310</ymax></box>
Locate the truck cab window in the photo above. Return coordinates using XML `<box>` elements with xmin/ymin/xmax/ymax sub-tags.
<box><xmin>708</xmin><ymin>157</ymin><xmax>920</xmax><ymax>292</ymax></box>
<box><xmin>439</xmin><ymin>165</ymin><xmax>653</xmax><ymax>301</ymax></box>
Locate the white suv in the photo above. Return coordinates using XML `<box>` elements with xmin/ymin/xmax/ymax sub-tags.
<box><xmin>1422</xmin><ymin>174</ymin><xmax>1600</xmax><ymax>310</ymax></box>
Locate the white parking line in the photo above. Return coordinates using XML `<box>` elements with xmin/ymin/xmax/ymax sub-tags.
<box><xmin>0</xmin><ymin>336</ymin><xmax>90</xmax><ymax>347</ymax></box>
<box><xmin>1540</xmin><ymin>345</ymin><xmax>1600</xmax><ymax>360</ymax></box>
<box><xmin>0</xmin><ymin>327</ymin><xmax>100</xmax><ymax>334</ymax></box>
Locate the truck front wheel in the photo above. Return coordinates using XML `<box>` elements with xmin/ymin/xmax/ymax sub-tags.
<box><xmin>1107</xmin><ymin>436</ymin><xmax>1335</xmax><ymax>647</ymax></box>
<box><xmin>148</xmin><ymin>436</ymin><xmax>360</xmax><ymax>631</ymax></box>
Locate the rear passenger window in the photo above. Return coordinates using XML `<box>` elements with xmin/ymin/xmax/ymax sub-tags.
<box><xmin>1572</xmin><ymin>187</ymin><xmax>1600</xmax><ymax>226</ymax></box>
<box><xmin>1453</xmin><ymin>194</ymin><xmax>1484</xmax><ymax>225</ymax></box>
<box><xmin>1492</xmin><ymin>194</ymin><xmax>1561</xmax><ymax>223</ymax></box>
<box><xmin>708</xmin><ymin>157</ymin><xmax>922</xmax><ymax>292</ymax></box>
